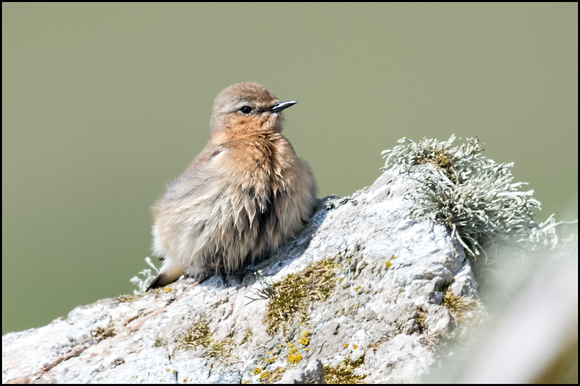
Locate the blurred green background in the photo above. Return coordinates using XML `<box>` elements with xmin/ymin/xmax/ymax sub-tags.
<box><xmin>2</xmin><ymin>3</ymin><xmax>577</xmax><ymax>335</ymax></box>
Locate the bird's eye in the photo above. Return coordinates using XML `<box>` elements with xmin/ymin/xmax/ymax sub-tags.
<box><xmin>240</xmin><ymin>106</ymin><xmax>253</xmax><ymax>115</ymax></box>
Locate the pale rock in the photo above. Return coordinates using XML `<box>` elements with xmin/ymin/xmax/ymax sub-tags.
<box><xmin>2</xmin><ymin>168</ymin><xmax>483</xmax><ymax>384</ymax></box>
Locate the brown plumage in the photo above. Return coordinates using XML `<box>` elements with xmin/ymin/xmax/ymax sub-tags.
<box><xmin>147</xmin><ymin>82</ymin><xmax>317</xmax><ymax>290</ymax></box>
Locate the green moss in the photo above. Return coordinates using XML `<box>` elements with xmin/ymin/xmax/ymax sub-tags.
<box><xmin>441</xmin><ymin>287</ymin><xmax>478</xmax><ymax>325</ymax></box>
<box><xmin>175</xmin><ymin>320</ymin><xmax>233</xmax><ymax>358</ymax></box>
<box><xmin>241</xmin><ymin>327</ymin><xmax>253</xmax><ymax>344</ymax></box>
<box><xmin>264</xmin><ymin>258</ymin><xmax>337</xmax><ymax>335</ymax></box>
<box><xmin>115</xmin><ymin>293</ymin><xmax>145</xmax><ymax>303</ymax></box>
<box><xmin>415</xmin><ymin>307</ymin><xmax>426</xmax><ymax>331</ymax></box>
<box><xmin>206</xmin><ymin>338</ymin><xmax>233</xmax><ymax>358</ymax></box>
<box><xmin>323</xmin><ymin>355</ymin><xmax>367</xmax><ymax>384</ymax></box>
<box><xmin>176</xmin><ymin>321</ymin><xmax>211</xmax><ymax>350</ymax></box>
<box><xmin>92</xmin><ymin>323</ymin><xmax>115</xmax><ymax>341</ymax></box>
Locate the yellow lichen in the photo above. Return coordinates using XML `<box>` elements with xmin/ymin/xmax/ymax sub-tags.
<box><xmin>264</xmin><ymin>356</ymin><xmax>277</xmax><ymax>364</ymax></box>
<box><xmin>258</xmin><ymin>368</ymin><xmax>286</xmax><ymax>383</ymax></box>
<box><xmin>287</xmin><ymin>353</ymin><xmax>303</xmax><ymax>364</ymax></box>
<box><xmin>259</xmin><ymin>371</ymin><xmax>270</xmax><ymax>381</ymax></box>
<box><xmin>299</xmin><ymin>330</ymin><xmax>311</xmax><ymax>346</ymax></box>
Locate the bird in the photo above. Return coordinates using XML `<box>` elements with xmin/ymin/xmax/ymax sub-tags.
<box><xmin>147</xmin><ymin>82</ymin><xmax>318</xmax><ymax>290</ymax></box>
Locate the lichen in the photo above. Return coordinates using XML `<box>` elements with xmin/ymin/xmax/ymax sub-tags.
<box><xmin>264</xmin><ymin>258</ymin><xmax>337</xmax><ymax>335</ymax></box>
<box><xmin>258</xmin><ymin>367</ymin><xmax>286</xmax><ymax>383</ymax></box>
<box><xmin>129</xmin><ymin>256</ymin><xmax>161</xmax><ymax>294</ymax></box>
<box><xmin>381</xmin><ymin>134</ymin><xmax>573</xmax><ymax>259</ymax></box>
<box><xmin>287</xmin><ymin>353</ymin><xmax>302</xmax><ymax>364</ymax></box>
<box><xmin>245</xmin><ymin>270</ymin><xmax>276</xmax><ymax>303</ymax></box>
<box><xmin>298</xmin><ymin>330</ymin><xmax>311</xmax><ymax>346</ymax></box>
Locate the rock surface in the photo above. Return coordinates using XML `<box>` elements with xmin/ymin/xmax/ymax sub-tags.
<box><xmin>2</xmin><ymin>168</ymin><xmax>485</xmax><ymax>384</ymax></box>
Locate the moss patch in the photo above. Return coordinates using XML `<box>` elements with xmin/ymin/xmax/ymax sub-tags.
<box><xmin>176</xmin><ymin>321</ymin><xmax>211</xmax><ymax>350</ymax></box>
<box><xmin>415</xmin><ymin>307</ymin><xmax>426</xmax><ymax>332</ymax></box>
<box><xmin>175</xmin><ymin>320</ymin><xmax>232</xmax><ymax>359</ymax></box>
<box><xmin>264</xmin><ymin>258</ymin><xmax>337</xmax><ymax>335</ymax></box>
<box><xmin>324</xmin><ymin>355</ymin><xmax>367</xmax><ymax>384</ymax></box>
<box><xmin>241</xmin><ymin>327</ymin><xmax>253</xmax><ymax>344</ymax></box>
<box><xmin>115</xmin><ymin>293</ymin><xmax>145</xmax><ymax>303</ymax></box>
<box><xmin>92</xmin><ymin>323</ymin><xmax>115</xmax><ymax>341</ymax></box>
<box><xmin>441</xmin><ymin>287</ymin><xmax>479</xmax><ymax>325</ymax></box>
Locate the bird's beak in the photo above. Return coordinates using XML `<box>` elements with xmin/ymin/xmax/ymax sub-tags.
<box><xmin>271</xmin><ymin>100</ymin><xmax>297</xmax><ymax>113</ymax></box>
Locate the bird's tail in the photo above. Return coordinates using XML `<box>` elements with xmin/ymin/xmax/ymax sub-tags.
<box><xmin>147</xmin><ymin>264</ymin><xmax>185</xmax><ymax>290</ymax></box>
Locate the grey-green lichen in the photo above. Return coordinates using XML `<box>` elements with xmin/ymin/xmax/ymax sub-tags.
<box><xmin>264</xmin><ymin>259</ymin><xmax>338</xmax><ymax>335</ymax></box>
<box><xmin>245</xmin><ymin>270</ymin><xmax>276</xmax><ymax>303</ymax></box>
<box><xmin>130</xmin><ymin>256</ymin><xmax>160</xmax><ymax>294</ymax></box>
<box><xmin>381</xmin><ymin>134</ymin><xmax>573</xmax><ymax>259</ymax></box>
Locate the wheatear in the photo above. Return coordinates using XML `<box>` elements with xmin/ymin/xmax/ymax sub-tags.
<box><xmin>148</xmin><ymin>82</ymin><xmax>317</xmax><ymax>289</ymax></box>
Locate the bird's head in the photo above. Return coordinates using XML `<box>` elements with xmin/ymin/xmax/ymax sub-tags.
<box><xmin>209</xmin><ymin>82</ymin><xmax>296</xmax><ymax>143</ymax></box>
